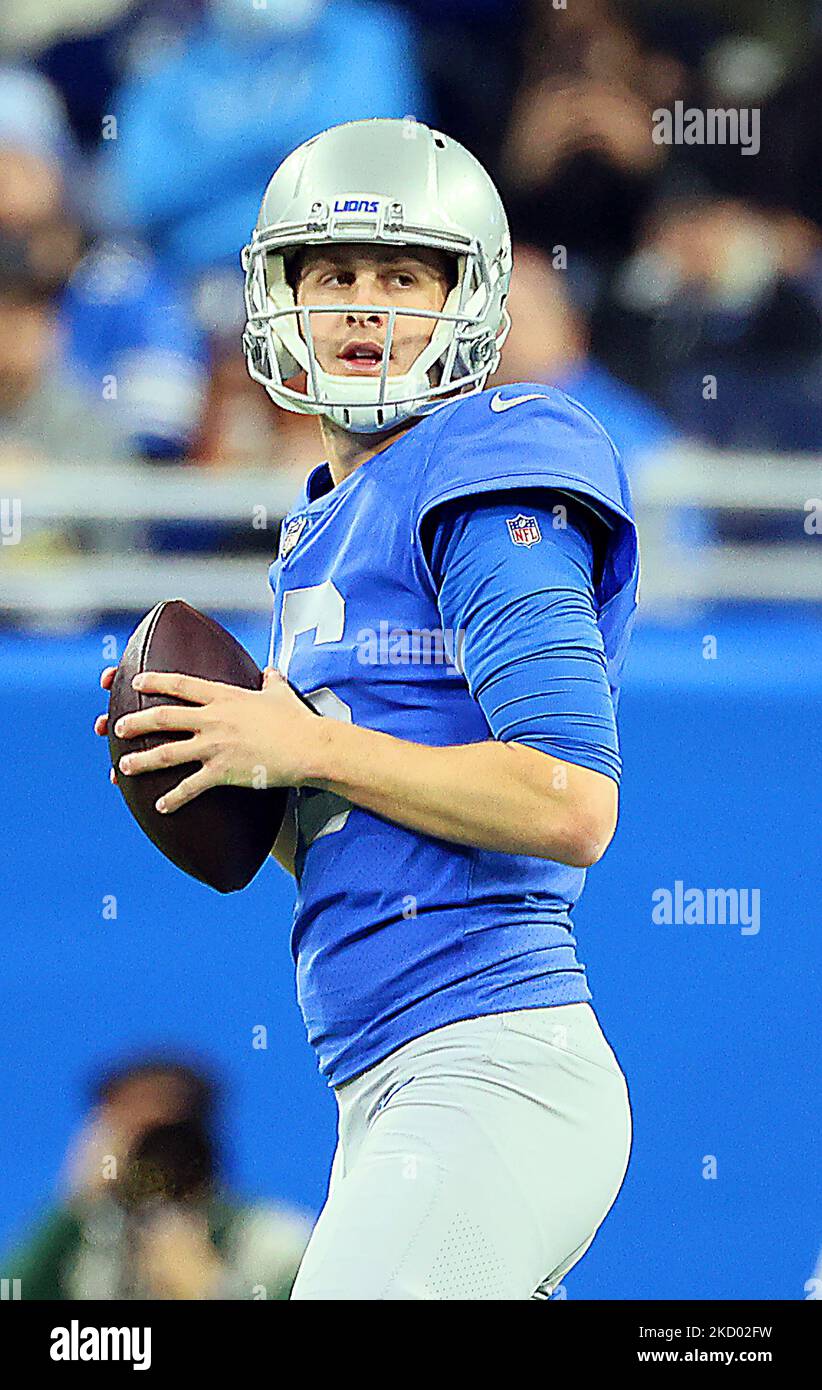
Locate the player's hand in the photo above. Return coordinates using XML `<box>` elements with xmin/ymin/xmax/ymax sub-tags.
<box><xmin>94</xmin><ymin>666</ymin><xmax>119</xmax><ymax>784</ymax></box>
<box><xmin>110</xmin><ymin>667</ymin><xmax>322</xmax><ymax>813</ymax></box>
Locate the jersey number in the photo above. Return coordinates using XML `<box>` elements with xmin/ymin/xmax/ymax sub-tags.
<box><xmin>278</xmin><ymin>580</ymin><xmax>352</xmax><ymax>854</ymax></box>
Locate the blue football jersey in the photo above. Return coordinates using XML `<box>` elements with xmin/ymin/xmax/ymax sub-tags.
<box><xmin>267</xmin><ymin>383</ymin><xmax>639</xmax><ymax>1086</ymax></box>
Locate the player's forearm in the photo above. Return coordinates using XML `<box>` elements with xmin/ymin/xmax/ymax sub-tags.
<box><xmin>303</xmin><ymin>721</ymin><xmax>616</xmax><ymax>867</ymax></box>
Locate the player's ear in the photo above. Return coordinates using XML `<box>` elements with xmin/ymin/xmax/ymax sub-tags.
<box><xmin>435</xmin><ymin>254</ymin><xmax>458</xmax><ymax>311</ymax></box>
<box><xmin>284</xmin><ymin>249</ymin><xmax>305</xmax><ymax>298</ymax></box>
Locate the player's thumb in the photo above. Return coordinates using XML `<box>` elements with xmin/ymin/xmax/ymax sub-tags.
<box><xmin>262</xmin><ymin>665</ymin><xmax>283</xmax><ymax>690</ymax></box>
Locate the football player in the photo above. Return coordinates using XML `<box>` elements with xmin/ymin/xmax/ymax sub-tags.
<box><xmin>98</xmin><ymin>118</ymin><xmax>639</xmax><ymax>1300</ymax></box>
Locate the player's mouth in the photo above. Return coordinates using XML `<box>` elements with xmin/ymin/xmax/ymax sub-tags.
<box><xmin>336</xmin><ymin>340</ymin><xmax>393</xmax><ymax>374</ymax></box>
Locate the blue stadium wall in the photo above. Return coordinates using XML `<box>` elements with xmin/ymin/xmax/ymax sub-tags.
<box><xmin>2</xmin><ymin>608</ymin><xmax>820</xmax><ymax>1299</ymax></box>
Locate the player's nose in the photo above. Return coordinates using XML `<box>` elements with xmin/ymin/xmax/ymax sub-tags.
<box><xmin>345</xmin><ymin>276</ymin><xmax>385</xmax><ymax>317</ymax></box>
<box><xmin>345</xmin><ymin>308</ymin><xmax>385</xmax><ymax>327</ymax></box>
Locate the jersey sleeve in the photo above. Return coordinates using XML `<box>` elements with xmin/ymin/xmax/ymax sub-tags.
<box><xmin>412</xmin><ymin>385</ymin><xmax>638</xmax><ymax>610</ymax></box>
<box><xmin>426</xmin><ymin>490</ymin><xmax>622</xmax><ymax>783</ymax></box>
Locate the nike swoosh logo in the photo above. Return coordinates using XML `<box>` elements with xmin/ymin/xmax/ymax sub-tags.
<box><xmin>489</xmin><ymin>391</ymin><xmax>548</xmax><ymax>413</ymax></box>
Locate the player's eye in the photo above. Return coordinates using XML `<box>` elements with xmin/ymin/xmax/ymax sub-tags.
<box><xmin>315</xmin><ymin>268</ymin><xmax>416</xmax><ymax>289</ymax></box>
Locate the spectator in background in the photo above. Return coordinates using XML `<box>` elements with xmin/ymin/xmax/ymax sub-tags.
<box><xmin>101</xmin><ymin>0</ymin><xmax>429</xmax><ymax>280</ymax></box>
<box><xmin>492</xmin><ymin>242</ymin><xmax>710</xmax><ymax>551</ymax></box>
<box><xmin>20</xmin><ymin>2</ymin><xmax>202</xmax><ymax>153</ymax></box>
<box><xmin>0</xmin><ymin>145</ymin><xmax>82</xmax><ymax>294</ymax></box>
<box><xmin>192</xmin><ymin>320</ymin><xmax>319</xmax><ymax>476</ymax></box>
<box><xmin>497</xmin><ymin>0</ymin><xmax>690</xmax><ymax>283</ymax></box>
<box><xmin>495</xmin><ymin>241</ymin><xmax>677</xmax><ymax>454</ymax></box>
<box><xmin>0</xmin><ymin>62</ymin><xmax>80</xmax><ymax>168</ymax></box>
<box><xmin>2</xmin><ymin>1054</ymin><xmax>311</xmax><ymax>1300</ymax></box>
<box><xmin>62</xmin><ymin>240</ymin><xmax>208</xmax><ymax>461</ymax></box>
<box><xmin>0</xmin><ymin>0</ymin><xmax>136</xmax><ymax>57</ymax></box>
<box><xmin>0</xmin><ymin>230</ymin><xmax>127</xmax><ymax>469</ymax></box>
<box><xmin>391</xmin><ymin>0</ymin><xmax>526</xmax><ymax>174</ymax></box>
<box><xmin>0</xmin><ymin>70</ymin><xmax>208</xmax><ymax>461</ymax></box>
<box><xmin>736</xmin><ymin>1</ymin><xmax>822</xmax><ymax>227</ymax></box>
<box><xmin>591</xmin><ymin>195</ymin><xmax>822</xmax><ymax>453</ymax></box>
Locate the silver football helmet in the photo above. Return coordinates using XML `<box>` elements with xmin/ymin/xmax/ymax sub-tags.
<box><xmin>241</xmin><ymin>117</ymin><xmax>512</xmax><ymax>433</ymax></box>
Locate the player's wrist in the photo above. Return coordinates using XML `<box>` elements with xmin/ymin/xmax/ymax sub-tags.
<box><xmin>296</xmin><ymin>712</ymin><xmax>344</xmax><ymax>790</ymax></box>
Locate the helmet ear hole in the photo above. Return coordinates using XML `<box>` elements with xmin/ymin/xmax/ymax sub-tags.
<box><xmin>282</xmin><ymin>248</ymin><xmax>305</xmax><ymax>295</ymax></box>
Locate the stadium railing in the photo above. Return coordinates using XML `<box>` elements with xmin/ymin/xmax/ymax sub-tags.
<box><xmin>1</xmin><ymin>447</ymin><xmax>821</xmax><ymax>621</ymax></box>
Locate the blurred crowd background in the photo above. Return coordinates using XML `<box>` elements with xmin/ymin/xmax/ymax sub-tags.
<box><xmin>2</xmin><ymin>0</ymin><xmax>821</xmax><ymax>1303</ymax></box>
<box><xmin>1</xmin><ymin>0</ymin><xmax>821</xmax><ymax>564</ymax></box>
<box><xmin>2</xmin><ymin>1051</ymin><xmax>311</xmax><ymax>1299</ymax></box>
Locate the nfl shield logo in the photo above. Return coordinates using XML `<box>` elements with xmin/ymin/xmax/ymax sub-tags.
<box><xmin>506</xmin><ymin>513</ymin><xmax>542</xmax><ymax>547</ymax></box>
<box><xmin>279</xmin><ymin>514</ymin><xmax>307</xmax><ymax>559</ymax></box>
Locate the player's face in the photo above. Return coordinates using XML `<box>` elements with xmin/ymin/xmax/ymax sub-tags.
<box><xmin>295</xmin><ymin>244</ymin><xmax>452</xmax><ymax>379</ymax></box>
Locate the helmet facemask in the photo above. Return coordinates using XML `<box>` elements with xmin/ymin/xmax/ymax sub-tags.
<box><xmin>242</xmin><ymin>225</ymin><xmax>512</xmax><ymax>434</ymax></box>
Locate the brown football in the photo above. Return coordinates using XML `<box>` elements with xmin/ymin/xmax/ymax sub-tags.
<box><xmin>107</xmin><ymin>600</ymin><xmax>289</xmax><ymax>893</ymax></box>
